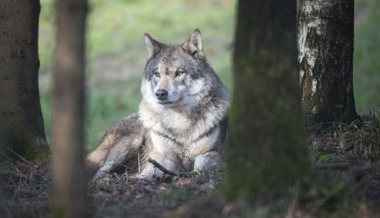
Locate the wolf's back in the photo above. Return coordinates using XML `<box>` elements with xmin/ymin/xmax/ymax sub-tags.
<box><xmin>86</xmin><ymin>113</ymin><xmax>145</xmax><ymax>178</ymax></box>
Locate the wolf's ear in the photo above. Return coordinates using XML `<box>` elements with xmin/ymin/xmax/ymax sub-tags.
<box><xmin>144</xmin><ymin>33</ymin><xmax>161</xmax><ymax>59</ymax></box>
<box><xmin>182</xmin><ymin>29</ymin><xmax>205</xmax><ymax>59</ymax></box>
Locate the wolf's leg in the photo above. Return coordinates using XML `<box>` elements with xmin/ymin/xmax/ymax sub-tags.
<box><xmin>86</xmin><ymin>133</ymin><xmax>117</xmax><ymax>176</ymax></box>
<box><xmin>93</xmin><ymin>132</ymin><xmax>144</xmax><ymax>179</ymax></box>
<box><xmin>86</xmin><ymin>113</ymin><xmax>144</xmax><ymax>179</ymax></box>
<box><xmin>193</xmin><ymin>151</ymin><xmax>222</xmax><ymax>172</ymax></box>
<box><xmin>93</xmin><ymin>159</ymin><xmax>116</xmax><ymax>179</ymax></box>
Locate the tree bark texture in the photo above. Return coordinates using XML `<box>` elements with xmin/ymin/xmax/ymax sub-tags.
<box><xmin>298</xmin><ymin>0</ymin><xmax>359</xmax><ymax>129</ymax></box>
<box><xmin>0</xmin><ymin>0</ymin><xmax>48</xmax><ymax>161</ymax></box>
<box><xmin>51</xmin><ymin>0</ymin><xmax>88</xmax><ymax>217</ymax></box>
<box><xmin>222</xmin><ymin>0</ymin><xmax>310</xmax><ymax>201</ymax></box>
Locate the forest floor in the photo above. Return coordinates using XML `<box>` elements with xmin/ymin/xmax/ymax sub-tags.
<box><xmin>1</xmin><ymin>112</ymin><xmax>380</xmax><ymax>218</ymax></box>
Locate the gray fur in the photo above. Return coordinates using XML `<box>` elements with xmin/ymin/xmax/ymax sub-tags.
<box><xmin>86</xmin><ymin>29</ymin><xmax>230</xmax><ymax>179</ymax></box>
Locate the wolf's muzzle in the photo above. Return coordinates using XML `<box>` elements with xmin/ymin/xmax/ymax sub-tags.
<box><xmin>155</xmin><ymin>89</ymin><xmax>168</xmax><ymax>101</ymax></box>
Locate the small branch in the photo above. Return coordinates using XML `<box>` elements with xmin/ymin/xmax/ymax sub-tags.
<box><xmin>148</xmin><ymin>158</ymin><xmax>193</xmax><ymax>178</ymax></box>
<box><xmin>148</xmin><ymin>158</ymin><xmax>176</xmax><ymax>176</ymax></box>
<box><xmin>6</xmin><ymin>147</ymin><xmax>36</xmax><ymax>168</ymax></box>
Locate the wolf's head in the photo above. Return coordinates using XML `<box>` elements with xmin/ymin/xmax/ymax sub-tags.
<box><xmin>141</xmin><ymin>29</ymin><xmax>223</xmax><ymax>111</ymax></box>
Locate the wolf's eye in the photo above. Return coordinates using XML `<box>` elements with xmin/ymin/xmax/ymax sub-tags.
<box><xmin>153</xmin><ymin>71</ymin><xmax>160</xmax><ymax>78</ymax></box>
<box><xmin>175</xmin><ymin>70</ymin><xmax>184</xmax><ymax>77</ymax></box>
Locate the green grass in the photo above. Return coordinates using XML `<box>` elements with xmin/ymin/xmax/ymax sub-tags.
<box><xmin>85</xmin><ymin>79</ymin><xmax>142</xmax><ymax>149</ymax></box>
<box><xmin>38</xmin><ymin>0</ymin><xmax>379</xmax><ymax>150</ymax></box>
<box><xmin>354</xmin><ymin>0</ymin><xmax>380</xmax><ymax>114</ymax></box>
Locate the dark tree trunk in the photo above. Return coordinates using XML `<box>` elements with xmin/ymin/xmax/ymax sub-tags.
<box><xmin>51</xmin><ymin>0</ymin><xmax>88</xmax><ymax>217</ymax></box>
<box><xmin>0</xmin><ymin>0</ymin><xmax>49</xmax><ymax>161</ymax></box>
<box><xmin>222</xmin><ymin>0</ymin><xmax>310</xmax><ymax>201</ymax></box>
<box><xmin>298</xmin><ymin>0</ymin><xmax>360</xmax><ymax>130</ymax></box>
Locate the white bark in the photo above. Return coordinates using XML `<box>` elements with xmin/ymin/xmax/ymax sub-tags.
<box><xmin>298</xmin><ymin>0</ymin><xmax>335</xmax><ymax>82</ymax></box>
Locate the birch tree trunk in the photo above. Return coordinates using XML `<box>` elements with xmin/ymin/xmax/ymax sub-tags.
<box><xmin>51</xmin><ymin>0</ymin><xmax>88</xmax><ymax>217</ymax></box>
<box><xmin>0</xmin><ymin>0</ymin><xmax>49</xmax><ymax>161</ymax></box>
<box><xmin>298</xmin><ymin>0</ymin><xmax>360</xmax><ymax>130</ymax></box>
<box><xmin>222</xmin><ymin>0</ymin><xmax>310</xmax><ymax>202</ymax></box>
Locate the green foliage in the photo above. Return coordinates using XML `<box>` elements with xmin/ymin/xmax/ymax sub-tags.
<box><xmin>310</xmin><ymin>109</ymin><xmax>380</xmax><ymax>162</ymax></box>
<box><xmin>319</xmin><ymin>154</ymin><xmax>334</xmax><ymax>163</ymax></box>
<box><xmin>354</xmin><ymin>0</ymin><xmax>380</xmax><ymax>114</ymax></box>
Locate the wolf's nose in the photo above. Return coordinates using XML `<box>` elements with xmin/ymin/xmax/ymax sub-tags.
<box><xmin>155</xmin><ymin>89</ymin><xmax>168</xmax><ymax>100</ymax></box>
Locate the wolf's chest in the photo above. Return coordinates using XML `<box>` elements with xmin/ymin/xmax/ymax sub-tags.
<box><xmin>149</xmin><ymin>124</ymin><xmax>220</xmax><ymax>159</ymax></box>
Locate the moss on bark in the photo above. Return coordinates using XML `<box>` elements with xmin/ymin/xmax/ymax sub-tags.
<box><xmin>221</xmin><ymin>0</ymin><xmax>311</xmax><ymax>202</ymax></box>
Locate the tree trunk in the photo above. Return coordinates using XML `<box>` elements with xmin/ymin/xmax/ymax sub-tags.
<box><xmin>222</xmin><ymin>0</ymin><xmax>310</xmax><ymax>202</ymax></box>
<box><xmin>51</xmin><ymin>0</ymin><xmax>88</xmax><ymax>217</ymax></box>
<box><xmin>298</xmin><ymin>0</ymin><xmax>360</xmax><ymax>130</ymax></box>
<box><xmin>0</xmin><ymin>0</ymin><xmax>49</xmax><ymax>161</ymax></box>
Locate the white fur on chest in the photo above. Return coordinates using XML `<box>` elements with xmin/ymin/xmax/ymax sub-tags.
<box><xmin>150</xmin><ymin>124</ymin><xmax>219</xmax><ymax>156</ymax></box>
<box><xmin>145</xmin><ymin>107</ymin><xmax>220</xmax><ymax>163</ymax></box>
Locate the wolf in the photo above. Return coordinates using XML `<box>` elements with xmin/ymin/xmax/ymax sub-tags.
<box><xmin>86</xmin><ymin>29</ymin><xmax>230</xmax><ymax>179</ymax></box>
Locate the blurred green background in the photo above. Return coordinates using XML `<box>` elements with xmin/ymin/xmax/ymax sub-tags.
<box><xmin>38</xmin><ymin>0</ymin><xmax>379</xmax><ymax>151</ymax></box>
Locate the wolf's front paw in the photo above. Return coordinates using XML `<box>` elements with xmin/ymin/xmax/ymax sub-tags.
<box><xmin>194</xmin><ymin>152</ymin><xmax>222</xmax><ymax>172</ymax></box>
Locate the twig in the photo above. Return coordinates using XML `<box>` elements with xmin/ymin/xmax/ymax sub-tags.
<box><xmin>6</xmin><ymin>147</ymin><xmax>36</xmax><ymax>168</ymax></box>
<box><xmin>148</xmin><ymin>158</ymin><xmax>176</xmax><ymax>176</ymax></box>
<box><xmin>148</xmin><ymin>158</ymin><xmax>193</xmax><ymax>178</ymax></box>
